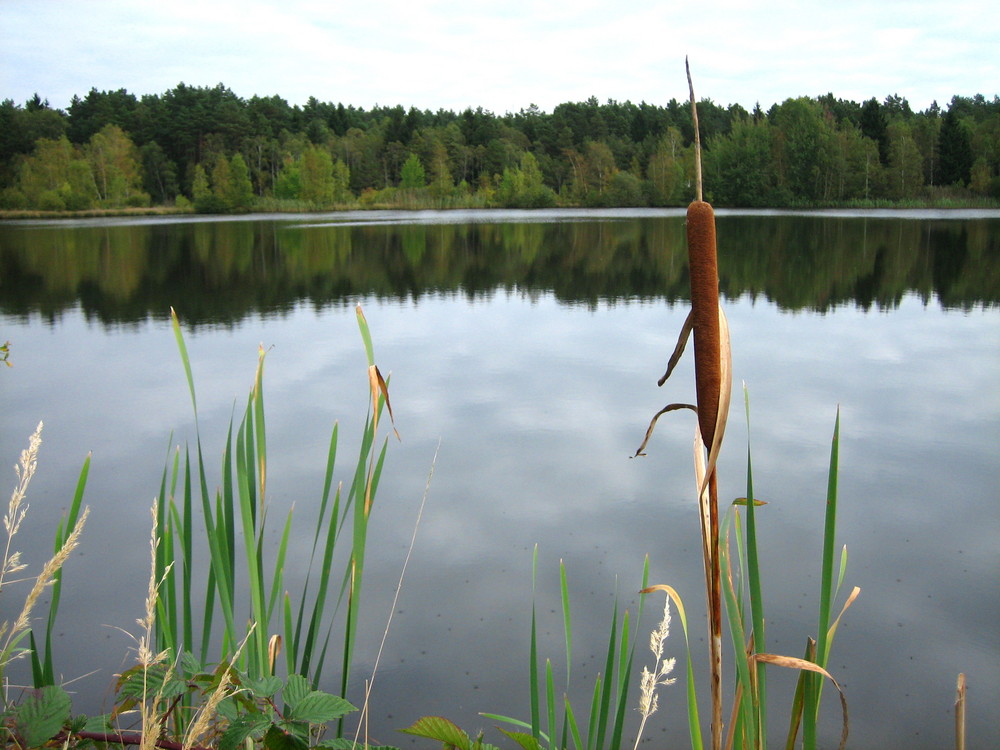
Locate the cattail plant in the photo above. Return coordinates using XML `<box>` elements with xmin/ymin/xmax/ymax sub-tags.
<box><xmin>634</xmin><ymin>62</ymin><xmax>859</xmax><ymax>750</ymax></box>
<box><xmin>635</xmin><ymin>59</ymin><xmax>731</xmax><ymax>750</ymax></box>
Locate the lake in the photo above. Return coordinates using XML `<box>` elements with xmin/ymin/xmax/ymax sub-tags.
<box><xmin>0</xmin><ymin>208</ymin><xmax>997</xmax><ymax>749</ymax></box>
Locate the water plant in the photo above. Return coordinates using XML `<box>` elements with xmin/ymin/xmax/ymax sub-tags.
<box><xmin>141</xmin><ymin>304</ymin><xmax>396</xmax><ymax>740</ymax></box>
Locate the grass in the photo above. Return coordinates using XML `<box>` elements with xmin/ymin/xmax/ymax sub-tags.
<box><xmin>144</xmin><ymin>304</ymin><xmax>396</xmax><ymax>739</ymax></box>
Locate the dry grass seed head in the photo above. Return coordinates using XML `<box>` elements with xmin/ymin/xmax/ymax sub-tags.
<box><xmin>3</xmin><ymin>422</ymin><xmax>43</xmax><ymax>577</ymax></box>
<box><xmin>9</xmin><ymin>506</ymin><xmax>89</xmax><ymax>639</ymax></box>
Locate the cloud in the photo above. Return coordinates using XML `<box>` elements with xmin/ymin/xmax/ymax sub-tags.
<box><xmin>1</xmin><ymin>0</ymin><xmax>996</xmax><ymax>112</ymax></box>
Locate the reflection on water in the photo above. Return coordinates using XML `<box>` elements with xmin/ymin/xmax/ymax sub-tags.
<box><xmin>1</xmin><ymin>210</ymin><xmax>997</xmax><ymax>326</ymax></box>
<box><xmin>0</xmin><ymin>210</ymin><xmax>997</xmax><ymax>749</ymax></box>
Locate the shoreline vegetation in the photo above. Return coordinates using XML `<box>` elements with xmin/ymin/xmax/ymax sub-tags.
<box><xmin>1</xmin><ymin>192</ymin><xmax>1000</xmax><ymax>221</ymax></box>
<box><xmin>1</xmin><ymin>86</ymin><xmax>998</xmax><ymax>215</ymax></box>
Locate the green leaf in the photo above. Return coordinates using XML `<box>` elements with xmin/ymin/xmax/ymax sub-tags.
<box><xmin>14</xmin><ymin>685</ymin><xmax>71</xmax><ymax>748</ymax></box>
<box><xmin>180</xmin><ymin>649</ymin><xmax>202</xmax><ymax>675</ymax></box>
<box><xmin>498</xmin><ymin>727</ymin><xmax>543</xmax><ymax>750</ymax></box>
<box><xmin>220</xmin><ymin>715</ymin><xmax>273</xmax><ymax>750</ymax></box>
<box><xmin>245</xmin><ymin>674</ymin><xmax>284</xmax><ymax>699</ymax></box>
<box><xmin>264</xmin><ymin>724</ymin><xmax>309</xmax><ymax>750</ymax></box>
<box><xmin>288</xmin><ymin>691</ymin><xmax>356</xmax><ymax>723</ymax></box>
<box><xmin>400</xmin><ymin>716</ymin><xmax>472</xmax><ymax>750</ymax></box>
<box><xmin>117</xmin><ymin>663</ymin><xmax>170</xmax><ymax>699</ymax></box>
<box><xmin>216</xmin><ymin>696</ymin><xmax>240</xmax><ymax>722</ymax></box>
<box><xmin>283</xmin><ymin>673</ymin><xmax>311</xmax><ymax>709</ymax></box>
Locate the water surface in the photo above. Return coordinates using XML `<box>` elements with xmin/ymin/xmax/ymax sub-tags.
<box><xmin>0</xmin><ymin>209</ymin><xmax>997</xmax><ymax>749</ymax></box>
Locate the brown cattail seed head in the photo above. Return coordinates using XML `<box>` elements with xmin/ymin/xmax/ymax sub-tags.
<box><xmin>686</xmin><ymin>200</ymin><xmax>721</xmax><ymax>448</ymax></box>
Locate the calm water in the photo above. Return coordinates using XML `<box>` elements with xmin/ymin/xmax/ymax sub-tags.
<box><xmin>1</xmin><ymin>209</ymin><xmax>998</xmax><ymax>749</ymax></box>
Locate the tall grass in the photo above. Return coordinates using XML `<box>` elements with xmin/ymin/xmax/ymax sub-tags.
<box><xmin>150</xmin><ymin>304</ymin><xmax>395</xmax><ymax>735</ymax></box>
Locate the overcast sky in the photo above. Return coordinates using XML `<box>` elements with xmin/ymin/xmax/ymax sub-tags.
<box><xmin>2</xmin><ymin>0</ymin><xmax>997</xmax><ymax>115</ymax></box>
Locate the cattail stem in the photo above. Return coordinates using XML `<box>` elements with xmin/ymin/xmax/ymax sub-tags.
<box><xmin>686</xmin><ymin>57</ymin><xmax>703</xmax><ymax>202</ymax></box>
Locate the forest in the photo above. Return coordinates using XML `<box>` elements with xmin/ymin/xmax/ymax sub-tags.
<box><xmin>1</xmin><ymin>84</ymin><xmax>998</xmax><ymax>212</ymax></box>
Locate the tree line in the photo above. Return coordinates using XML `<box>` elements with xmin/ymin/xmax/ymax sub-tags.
<box><xmin>1</xmin><ymin>85</ymin><xmax>998</xmax><ymax>212</ymax></box>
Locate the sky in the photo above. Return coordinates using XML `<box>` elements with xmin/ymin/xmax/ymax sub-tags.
<box><xmin>2</xmin><ymin>0</ymin><xmax>997</xmax><ymax>115</ymax></box>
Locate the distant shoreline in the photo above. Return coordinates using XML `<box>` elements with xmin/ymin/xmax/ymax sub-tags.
<box><xmin>3</xmin><ymin>198</ymin><xmax>1000</xmax><ymax>223</ymax></box>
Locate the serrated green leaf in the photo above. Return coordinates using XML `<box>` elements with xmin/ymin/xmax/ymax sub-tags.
<box><xmin>245</xmin><ymin>674</ymin><xmax>284</xmax><ymax>698</ymax></box>
<box><xmin>81</xmin><ymin>713</ymin><xmax>114</xmax><ymax>733</ymax></box>
<box><xmin>117</xmin><ymin>663</ymin><xmax>170</xmax><ymax>700</ymax></box>
<box><xmin>400</xmin><ymin>716</ymin><xmax>471</xmax><ymax>750</ymax></box>
<box><xmin>316</xmin><ymin>742</ymin><xmax>398</xmax><ymax>750</ymax></box>
<box><xmin>15</xmin><ymin>685</ymin><xmax>71</xmax><ymax>748</ymax></box>
<box><xmin>282</xmin><ymin>674</ymin><xmax>311</xmax><ymax>709</ymax></box>
<box><xmin>277</xmin><ymin>719</ymin><xmax>311</xmax><ymax>741</ymax></box>
<box><xmin>161</xmin><ymin>677</ymin><xmax>190</xmax><ymax>699</ymax></box>
<box><xmin>220</xmin><ymin>715</ymin><xmax>273</xmax><ymax>750</ymax></box>
<box><xmin>314</xmin><ymin>740</ymin><xmax>356</xmax><ymax>750</ymax></box>
<box><xmin>180</xmin><ymin>650</ymin><xmax>202</xmax><ymax>675</ymax></box>
<box><xmin>288</xmin><ymin>692</ymin><xmax>356</xmax><ymax>724</ymax></box>
<box><xmin>264</xmin><ymin>723</ymin><xmax>309</xmax><ymax>750</ymax></box>
<box><xmin>215</xmin><ymin>696</ymin><xmax>240</xmax><ymax>722</ymax></box>
<box><xmin>498</xmin><ymin>728</ymin><xmax>543</xmax><ymax>750</ymax></box>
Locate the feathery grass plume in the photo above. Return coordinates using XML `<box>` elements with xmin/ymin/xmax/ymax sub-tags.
<box><xmin>136</xmin><ymin>505</ymin><xmax>172</xmax><ymax>750</ymax></box>
<box><xmin>2</xmin><ymin>422</ymin><xmax>42</xmax><ymax>584</ymax></box>
<box><xmin>138</xmin><ymin>507</ymin><xmax>171</xmax><ymax>667</ymax></box>
<box><xmin>8</xmin><ymin>507</ymin><xmax>89</xmax><ymax>640</ymax></box>
<box><xmin>182</xmin><ymin>627</ymin><xmax>255</xmax><ymax>750</ymax></box>
<box><xmin>632</xmin><ymin>595</ymin><xmax>676</xmax><ymax>750</ymax></box>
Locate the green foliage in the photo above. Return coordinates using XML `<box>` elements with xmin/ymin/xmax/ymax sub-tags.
<box><xmin>191</xmin><ymin>163</ymin><xmax>219</xmax><ymax>212</ymax></box>
<box><xmin>401</xmin><ymin>716</ymin><xmax>501</xmax><ymax>750</ymax></box>
<box><xmin>2</xmin><ymin>87</ymin><xmax>998</xmax><ymax>211</ymax></box>
<box><xmin>13</xmin><ymin>135</ymin><xmax>97</xmax><ymax>210</ymax></box>
<box><xmin>646</xmin><ymin>128</ymin><xmax>687</xmax><ymax>205</ymax></box>
<box><xmin>275</xmin><ymin>159</ymin><xmax>303</xmax><ymax>200</ymax></box>
<box><xmin>227</xmin><ymin>153</ymin><xmax>255</xmax><ymax>209</ymax></box>
<box><xmin>938</xmin><ymin>107</ymin><xmax>974</xmax><ymax>186</ymax></box>
<box><xmin>113</xmin><ymin>661</ymin><xmax>357</xmax><ymax>750</ymax></box>
<box><xmin>400</xmin><ymin>152</ymin><xmax>426</xmax><ymax>189</ymax></box>
<box><xmin>707</xmin><ymin>119</ymin><xmax>780</xmax><ymax>207</ymax></box>
<box><xmin>84</xmin><ymin>123</ymin><xmax>149</xmax><ymax>207</ymax></box>
<box><xmin>290</xmin><ymin>145</ymin><xmax>351</xmax><ymax>207</ymax></box>
<box><xmin>497</xmin><ymin>152</ymin><xmax>557</xmax><ymax>208</ymax></box>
